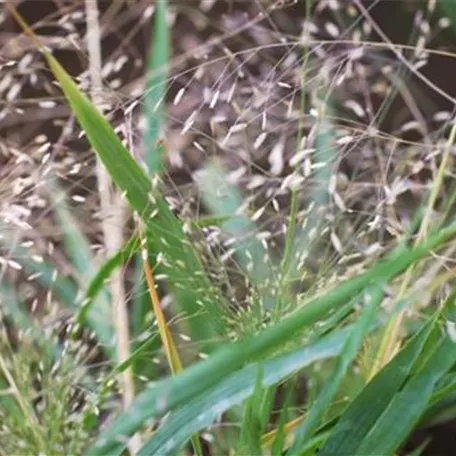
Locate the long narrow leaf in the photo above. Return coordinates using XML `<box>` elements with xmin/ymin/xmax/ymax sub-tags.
<box><xmin>143</xmin><ymin>0</ymin><xmax>169</xmax><ymax>174</ymax></box>
<box><xmin>47</xmin><ymin>182</ymin><xmax>114</xmax><ymax>355</ymax></box>
<box><xmin>356</xmin><ymin>334</ymin><xmax>456</xmax><ymax>455</ymax></box>
<box><xmin>0</xmin><ymin>228</ymin><xmax>77</xmax><ymax>309</ymax></box>
<box><xmin>196</xmin><ymin>161</ymin><xmax>274</xmax><ymax>282</ymax></box>
<box><xmin>290</xmin><ymin>285</ymin><xmax>385</xmax><ymax>451</ymax></box>
<box><xmin>78</xmin><ymin>235</ymin><xmax>140</xmax><ymax>327</ymax></box>
<box><xmin>319</xmin><ymin>313</ymin><xmax>442</xmax><ymax>455</ymax></box>
<box><xmin>0</xmin><ymin>283</ymin><xmax>57</xmax><ymax>359</ymax></box>
<box><xmin>287</xmin><ymin>101</ymin><xmax>338</xmax><ymax>280</ymax></box>
<box><xmin>142</xmin><ymin>254</ymin><xmax>182</xmax><ymax>374</ymax></box>
<box><xmin>196</xmin><ymin>161</ymin><xmax>277</xmax><ymax>308</ymax></box>
<box><xmin>42</xmin><ymin>43</ymin><xmax>226</xmax><ymax>344</ymax></box>
<box><xmin>132</xmin><ymin>326</ymin><xmax>353</xmax><ymax>456</ymax></box>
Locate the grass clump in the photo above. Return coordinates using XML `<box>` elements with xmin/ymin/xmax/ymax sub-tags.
<box><xmin>1</xmin><ymin>1</ymin><xmax>456</xmax><ymax>455</ymax></box>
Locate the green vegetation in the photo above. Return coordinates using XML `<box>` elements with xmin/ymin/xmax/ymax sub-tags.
<box><xmin>1</xmin><ymin>1</ymin><xmax>456</xmax><ymax>455</ymax></box>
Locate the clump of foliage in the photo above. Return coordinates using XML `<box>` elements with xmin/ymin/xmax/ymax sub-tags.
<box><xmin>1</xmin><ymin>1</ymin><xmax>456</xmax><ymax>455</ymax></box>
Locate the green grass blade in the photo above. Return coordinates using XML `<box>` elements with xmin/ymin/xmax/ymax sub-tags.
<box><xmin>44</xmin><ymin>49</ymin><xmax>225</xmax><ymax>345</ymax></box>
<box><xmin>196</xmin><ymin>161</ymin><xmax>276</xmax><ymax>305</ymax></box>
<box><xmin>87</xmin><ymin>224</ymin><xmax>456</xmax><ymax>454</ymax></box>
<box><xmin>239</xmin><ymin>367</ymin><xmax>265</xmax><ymax>455</ymax></box>
<box><xmin>143</xmin><ymin>0</ymin><xmax>169</xmax><ymax>174</ymax></box>
<box><xmin>49</xmin><ymin>184</ymin><xmax>99</xmax><ymax>276</ymax></box>
<box><xmin>0</xmin><ymin>228</ymin><xmax>77</xmax><ymax>309</ymax></box>
<box><xmin>131</xmin><ymin>252</ymin><xmax>150</xmax><ymax>337</ymax></box>
<box><xmin>0</xmin><ymin>282</ymin><xmax>35</xmax><ymax>334</ymax></box>
<box><xmin>287</xmin><ymin>101</ymin><xmax>338</xmax><ymax>281</ymax></box>
<box><xmin>108</xmin><ymin>334</ymin><xmax>159</xmax><ymax>380</ymax></box>
<box><xmin>312</xmin><ymin>111</ymin><xmax>337</xmax><ymax>209</ymax></box>
<box><xmin>0</xmin><ymin>282</ymin><xmax>57</xmax><ymax>359</ymax></box>
<box><xmin>405</xmin><ymin>439</ymin><xmax>431</xmax><ymax>456</ymax></box>
<box><xmin>77</xmin><ymin>235</ymin><xmax>140</xmax><ymax>327</ymax></box>
<box><xmin>355</xmin><ymin>334</ymin><xmax>456</xmax><ymax>455</ymax></box>
<box><xmin>131</xmin><ymin>327</ymin><xmax>353</xmax><ymax>456</ymax></box>
<box><xmin>318</xmin><ymin>313</ymin><xmax>445</xmax><ymax>456</ymax></box>
<box><xmin>290</xmin><ymin>285</ymin><xmax>385</xmax><ymax>451</ymax></box>
<box><xmin>47</xmin><ymin>182</ymin><xmax>114</xmax><ymax>354</ymax></box>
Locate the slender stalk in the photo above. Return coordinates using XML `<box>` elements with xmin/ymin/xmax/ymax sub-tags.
<box><xmin>370</xmin><ymin>119</ymin><xmax>456</xmax><ymax>380</ymax></box>
<box><xmin>141</xmin><ymin>234</ymin><xmax>204</xmax><ymax>456</ymax></box>
<box><xmin>84</xmin><ymin>0</ymin><xmax>140</xmax><ymax>453</ymax></box>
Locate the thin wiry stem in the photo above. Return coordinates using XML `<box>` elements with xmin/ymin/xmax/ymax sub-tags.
<box><xmin>84</xmin><ymin>0</ymin><xmax>140</xmax><ymax>453</ymax></box>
